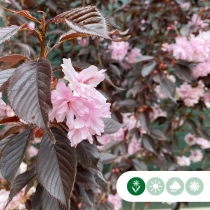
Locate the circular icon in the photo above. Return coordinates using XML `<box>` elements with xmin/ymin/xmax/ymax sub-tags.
<box><xmin>127</xmin><ymin>177</ymin><xmax>146</xmax><ymax>196</ymax></box>
<box><xmin>166</xmin><ymin>177</ymin><xmax>184</xmax><ymax>196</ymax></box>
<box><xmin>185</xmin><ymin>177</ymin><xmax>204</xmax><ymax>196</ymax></box>
<box><xmin>147</xmin><ymin>177</ymin><xmax>165</xmax><ymax>195</ymax></box>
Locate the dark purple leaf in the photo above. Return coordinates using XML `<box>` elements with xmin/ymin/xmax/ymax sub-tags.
<box><xmin>8</xmin><ymin>58</ymin><xmax>54</xmax><ymax>142</ymax></box>
<box><xmin>0</xmin><ymin>54</ymin><xmax>30</xmax><ymax>66</ymax></box>
<box><xmin>53</xmin><ymin>6</ymin><xmax>111</xmax><ymax>39</ymax></box>
<box><xmin>76</xmin><ymin>141</ymin><xmax>99</xmax><ymax>169</ymax></box>
<box><xmin>104</xmin><ymin>73</ymin><xmax>124</xmax><ymax>90</ymax></box>
<box><xmin>31</xmin><ymin>184</ymin><xmax>42</xmax><ymax>210</ymax></box>
<box><xmin>149</xmin><ymin>128</ymin><xmax>166</xmax><ymax>140</ymax></box>
<box><xmin>79</xmin><ymin>188</ymin><xmax>95</xmax><ymax>208</ymax></box>
<box><xmin>5</xmin><ymin>168</ymin><xmax>36</xmax><ymax>209</ymax></box>
<box><xmin>0</xmin><ymin>68</ymin><xmax>15</xmax><ymax>91</ymax></box>
<box><xmin>160</xmin><ymin>78</ymin><xmax>176</xmax><ymax>101</ymax></box>
<box><xmin>42</xmin><ymin>189</ymin><xmax>61</xmax><ymax>210</ymax></box>
<box><xmin>0</xmin><ymin>24</ymin><xmax>26</xmax><ymax>44</ymax></box>
<box><xmin>0</xmin><ymin>129</ymin><xmax>32</xmax><ymax>182</ymax></box>
<box><xmin>100</xmin><ymin>153</ymin><xmax>119</xmax><ymax>164</ymax></box>
<box><xmin>140</xmin><ymin>112</ymin><xmax>150</xmax><ymax>131</ymax></box>
<box><xmin>103</xmin><ymin>118</ymin><xmax>124</xmax><ymax>134</ymax></box>
<box><xmin>37</xmin><ymin>128</ymin><xmax>76</xmax><ymax>208</ymax></box>
<box><xmin>141</xmin><ymin>61</ymin><xmax>156</xmax><ymax>77</ymax></box>
<box><xmin>131</xmin><ymin>159</ymin><xmax>148</xmax><ymax>171</ymax></box>
<box><xmin>76</xmin><ymin>167</ymin><xmax>98</xmax><ymax>190</ymax></box>
<box><xmin>175</xmin><ymin>63</ymin><xmax>192</xmax><ymax>82</ymax></box>
<box><xmin>0</xmin><ymin>134</ymin><xmax>15</xmax><ymax>153</ymax></box>
<box><xmin>142</xmin><ymin>134</ymin><xmax>157</xmax><ymax>154</ymax></box>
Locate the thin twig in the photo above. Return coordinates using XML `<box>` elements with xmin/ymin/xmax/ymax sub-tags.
<box><xmin>142</xmin><ymin>202</ymin><xmax>150</xmax><ymax>210</ymax></box>
<box><xmin>130</xmin><ymin>202</ymin><xmax>136</xmax><ymax>210</ymax></box>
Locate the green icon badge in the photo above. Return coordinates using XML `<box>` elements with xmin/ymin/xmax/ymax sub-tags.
<box><xmin>147</xmin><ymin>177</ymin><xmax>165</xmax><ymax>195</ymax></box>
<box><xmin>127</xmin><ymin>177</ymin><xmax>145</xmax><ymax>196</ymax></box>
<box><xmin>166</xmin><ymin>177</ymin><xmax>184</xmax><ymax>196</ymax></box>
<box><xmin>185</xmin><ymin>177</ymin><xmax>204</xmax><ymax>196</ymax></box>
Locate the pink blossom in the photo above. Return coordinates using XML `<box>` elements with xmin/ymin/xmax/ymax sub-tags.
<box><xmin>196</xmin><ymin>137</ymin><xmax>210</xmax><ymax>149</ymax></box>
<box><xmin>128</xmin><ymin>137</ymin><xmax>141</xmax><ymax>156</ymax></box>
<box><xmin>204</xmin><ymin>91</ymin><xmax>210</xmax><ymax>105</ymax></box>
<box><xmin>190</xmin><ymin>149</ymin><xmax>203</xmax><ymax>162</ymax></box>
<box><xmin>108</xmin><ymin>41</ymin><xmax>129</xmax><ymax>61</ymax></box>
<box><xmin>62</xmin><ymin>58</ymin><xmax>106</xmax><ymax>103</ymax></box>
<box><xmin>177</xmin><ymin>156</ymin><xmax>191</xmax><ymax>167</ymax></box>
<box><xmin>192</xmin><ymin>59</ymin><xmax>210</xmax><ymax>78</ymax></box>
<box><xmin>150</xmin><ymin>104</ymin><xmax>166</xmax><ymax>121</ymax></box>
<box><xmin>162</xmin><ymin>32</ymin><xmax>210</xmax><ymax>62</ymax></box>
<box><xmin>6</xmin><ymin>105</ymin><xmax>15</xmax><ymax>117</ymax></box>
<box><xmin>155</xmin><ymin>85</ymin><xmax>167</xmax><ymax>99</ymax></box>
<box><xmin>180</xmin><ymin>3</ymin><xmax>190</xmax><ymax>9</ymax></box>
<box><xmin>126</xmin><ymin>48</ymin><xmax>142</xmax><ymax>63</ymax></box>
<box><xmin>97</xmin><ymin>128</ymin><xmax>124</xmax><ymax>148</ymax></box>
<box><xmin>177</xmin><ymin>82</ymin><xmax>204</xmax><ymax>107</ymax></box>
<box><xmin>189</xmin><ymin>14</ymin><xmax>208</xmax><ymax>30</ymax></box>
<box><xmin>107</xmin><ymin>193</ymin><xmax>122</xmax><ymax>210</ymax></box>
<box><xmin>0</xmin><ymin>189</ymin><xmax>26</xmax><ymax>210</ymax></box>
<box><xmin>77</xmin><ymin>38</ymin><xmax>89</xmax><ymax>47</ymax></box>
<box><xmin>50</xmin><ymin>58</ymin><xmax>111</xmax><ymax>147</ymax></box>
<box><xmin>184</xmin><ymin>133</ymin><xmax>196</xmax><ymax>146</ymax></box>
<box><xmin>0</xmin><ymin>92</ymin><xmax>6</xmax><ymax>117</ymax></box>
<box><xmin>28</xmin><ymin>145</ymin><xmax>38</xmax><ymax>157</ymax></box>
<box><xmin>28</xmin><ymin>21</ymin><xmax>35</xmax><ymax>30</ymax></box>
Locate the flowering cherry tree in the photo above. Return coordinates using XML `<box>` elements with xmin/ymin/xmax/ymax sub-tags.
<box><xmin>1</xmin><ymin>0</ymin><xmax>210</xmax><ymax>210</ymax></box>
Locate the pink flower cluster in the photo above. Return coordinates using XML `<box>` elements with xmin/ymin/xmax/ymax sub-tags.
<box><xmin>162</xmin><ymin>31</ymin><xmax>210</xmax><ymax>62</ymax></box>
<box><xmin>107</xmin><ymin>193</ymin><xmax>122</xmax><ymax>210</ymax></box>
<box><xmin>193</xmin><ymin>59</ymin><xmax>210</xmax><ymax>78</ymax></box>
<box><xmin>108</xmin><ymin>41</ymin><xmax>129</xmax><ymax>61</ymax></box>
<box><xmin>50</xmin><ymin>58</ymin><xmax>111</xmax><ymax>147</ymax></box>
<box><xmin>184</xmin><ymin>133</ymin><xmax>210</xmax><ymax>149</ymax></box>
<box><xmin>0</xmin><ymin>189</ymin><xmax>26</xmax><ymax>210</ymax></box>
<box><xmin>176</xmin><ymin>156</ymin><xmax>191</xmax><ymax>167</ymax></box>
<box><xmin>189</xmin><ymin>14</ymin><xmax>208</xmax><ymax>31</ymax></box>
<box><xmin>97</xmin><ymin>113</ymin><xmax>144</xmax><ymax>156</ymax></box>
<box><xmin>176</xmin><ymin>82</ymin><xmax>204</xmax><ymax>107</ymax></box>
<box><xmin>77</xmin><ymin>38</ymin><xmax>89</xmax><ymax>47</ymax></box>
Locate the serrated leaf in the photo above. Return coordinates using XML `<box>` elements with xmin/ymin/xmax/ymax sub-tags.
<box><xmin>131</xmin><ymin>159</ymin><xmax>148</xmax><ymax>171</ymax></box>
<box><xmin>175</xmin><ymin>63</ymin><xmax>192</xmax><ymax>82</ymax></box>
<box><xmin>37</xmin><ymin>128</ymin><xmax>76</xmax><ymax>208</ymax></box>
<box><xmin>0</xmin><ymin>116</ymin><xmax>19</xmax><ymax>125</ymax></box>
<box><xmin>102</xmin><ymin>118</ymin><xmax>124</xmax><ymax>134</ymax></box>
<box><xmin>160</xmin><ymin>78</ymin><xmax>176</xmax><ymax>101</ymax></box>
<box><xmin>76</xmin><ymin>141</ymin><xmax>99</xmax><ymax>169</ymax></box>
<box><xmin>79</xmin><ymin>188</ymin><xmax>95</xmax><ymax>208</ymax></box>
<box><xmin>0</xmin><ymin>128</ymin><xmax>32</xmax><ymax>182</ymax></box>
<box><xmin>0</xmin><ymin>134</ymin><xmax>15</xmax><ymax>153</ymax></box>
<box><xmin>0</xmin><ymin>25</ymin><xmax>25</xmax><ymax>45</ymax></box>
<box><xmin>100</xmin><ymin>153</ymin><xmax>119</xmax><ymax>164</ymax></box>
<box><xmin>42</xmin><ymin>189</ymin><xmax>61</xmax><ymax>210</ymax></box>
<box><xmin>0</xmin><ymin>68</ymin><xmax>15</xmax><ymax>91</ymax></box>
<box><xmin>142</xmin><ymin>134</ymin><xmax>157</xmax><ymax>154</ymax></box>
<box><xmin>0</xmin><ymin>54</ymin><xmax>30</xmax><ymax>66</ymax></box>
<box><xmin>2</xmin><ymin>7</ymin><xmax>40</xmax><ymax>23</ymax></box>
<box><xmin>6</xmin><ymin>168</ymin><xmax>36</xmax><ymax>208</ymax></box>
<box><xmin>53</xmin><ymin>6</ymin><xmax>111</xmax><ymax>40</ymax></box>
<box><xmin>149</xmin><ymin>128</ymin><xmax>166</xmax><ymax>140</ymax></box>
<box><xmin>140</xmin><ymin>112</ymin><xmax>150</xmax><ymax>131</ymax></box>
<box><xmin>59</xmin><ymin>30</ymin><xmax>90</xmax><ymax>42</ymax></box>
<box><xmin>141</xmin><ymin>61</ymin><xmax>156</xmax><ymax>77</ymax></box>
<box><xmin>8</xmin><ymin>58</ymin><xmax>54</xmax><ymax>142</ymax></box>
<box><xmin>104</xmin><ymin>73</ymin><xmax>124</xmax><ymax>90</ymax></box>
<box><xmin>76</xmin><ymin>166</ymin><xmax>98</xmax><ymax>190</ymax></box>
<box><xmin>32</xmin><ymin>184</ymin><xmax>42</xmax><ymax>210</ymax></box>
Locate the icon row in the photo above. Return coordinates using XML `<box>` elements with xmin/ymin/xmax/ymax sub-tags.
<box><xmin>127</xmin><ymin>177</ymin><xmax>204</xmax><ymax>196</ymax></box>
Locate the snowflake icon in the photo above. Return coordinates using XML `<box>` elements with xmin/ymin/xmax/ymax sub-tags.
<box><xmin>189</xmin><ymin>181</ymin><xmax>200</xmax><ymax>192</ymax></box>
<box><xmin>186</xmin><ymin>177</ymin><xmax>204</xmax><ymax>196</ymax></box>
